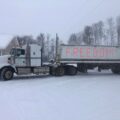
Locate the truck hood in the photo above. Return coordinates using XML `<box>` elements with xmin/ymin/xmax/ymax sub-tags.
<box><xmin>0</xmin><ymin>55</ymin><xmax>11</xmax><ymax>67</ymax></box>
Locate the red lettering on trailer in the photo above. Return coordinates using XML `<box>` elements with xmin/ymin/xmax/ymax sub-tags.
<box><xmin>66</xmin><ymin>48</ymin><xmax>70</xmax><ymax>56</ymax></box>
<box><xmin>86</xmin><ymin>48</ymin><xmax>90</xmax><ymax>57</ymax></box>
<box><xmin>73</xmin><ymin>48</ymin><xmax>78</xmax><ymax>56</ymax></box>
<box><xmin>80</xmin><ymin>48</ymin><xmax>84</xmax><ymax>57</ymax></box>
<box><xmin>93</xmin><ymin>48</ymin><xmax>98</xmax><ymax>58</ymax></box>
<box><xmin>65</xmin><ymin>47</ymin><xmax>117</xmax><ymax>59</ymax></box>
<box><xmin>99</xmin><ymin>48</ymin><xmax>104</xmax><ymax>57</ymax></box>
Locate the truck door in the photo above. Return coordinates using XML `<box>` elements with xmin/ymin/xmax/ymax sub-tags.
<box><xmin>15</xmin><ymin>49</ymin><xmax>26</xmax><ymax>66</ymax></box>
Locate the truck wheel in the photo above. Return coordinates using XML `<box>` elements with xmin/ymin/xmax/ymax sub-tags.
<box><xmin>55</xmin><ymin>67</ymin><xmax>65</xmax><ymax>76</ymax></box>
<box><xmin>64</xmin><ymin>66</ymin><xmax>77</xmax><ymax>75</ymax></box>
<box><xmin>1</xmin><ymin>68</ymin><xmax>14</xmax><ymax>81</ymax></box>
<box><xmin>49</xmin><ymin>67</ymin><xmax>54</xmax><ymax>76</ymax></box>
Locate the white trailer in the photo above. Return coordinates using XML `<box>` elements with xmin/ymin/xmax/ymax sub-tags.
<box><xmin>54</xmin><ymin>45</ymin><xmax>120</xmax><ymax>74</ymax></box>
<box><xmin>60</xmin><ymin>45</ymin><xmax>120</xmax><ymax>63</ymax></box>
<box><xmin>48</xmin><ymin>44</ymin><xmax>120</xmax><ymax>76</ymax></box>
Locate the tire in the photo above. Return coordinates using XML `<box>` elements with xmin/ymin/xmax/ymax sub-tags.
<box><xmin>55</xmin><ymin>67</ymin><xmax>65</xmax><ymax>76</ymax></box>
<box><xmin>111</xmin><ymin>68</ymin><xmax>120</xmax><ymax>74</ymax></box>
<box><xmin>1</xmin><ymin>68</ymin><xmax>14</xmax><ymax>81</ymax></box>
<box><xmin>64</xmin><ymin>66</ymin><xmax>77</xmax><ymax>75</ymax></box>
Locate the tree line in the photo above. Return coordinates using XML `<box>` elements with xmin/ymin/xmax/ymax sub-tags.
<box><xmin>5</xmin><ymin>34</ymin><xmax>58</xmax><ymax>61</ymax></box>
<box><xmin>68</xmin><ymin>16</ymin><xmax>120</xmax><ymax>46</ymax></box>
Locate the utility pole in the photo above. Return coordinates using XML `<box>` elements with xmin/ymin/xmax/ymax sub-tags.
<box><xmin>56</xmin><ymin>33</ymin><xmax>59</xmax><ymax>62</ymax></box>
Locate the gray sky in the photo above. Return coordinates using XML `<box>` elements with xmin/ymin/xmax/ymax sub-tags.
<box><xmin>0</xmin><ymin>0</ymin><xmax>120</xmax><ymax>48</ymax></box>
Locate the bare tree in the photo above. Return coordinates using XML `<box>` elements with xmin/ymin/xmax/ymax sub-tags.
<box><xmin>107</xmin><ymin>18</ymin><xmax>116</xmax><ymax>45</ymax></box>
<box><xmin>83</xmin><ymin>26</ymin><xmax>93</xmax><ymax>45</ymax></box>
<box><xmin>5</xmin><ymin>36</ymin><xmax>19</xmax><ymax>54</ymax></box>
<box><xmin>116</xmin><ymin>16</ymin><xmax>120</xmax><ymax>45</ymax></box>
<box><xmin>92</xmin><ymin>23</ymin><xmax>99</xmax><ymax>45</ymax></box>
<box><xmin>68</xmin><ymin>34</ymin><xmax>77</xmax><ymax>45</ymax></box>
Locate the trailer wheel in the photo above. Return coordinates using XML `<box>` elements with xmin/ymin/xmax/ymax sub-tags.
<box><xmin>1</xmin><ymin>68</ymin><xmax>14</xmax><ymax>81</ymax></box>
<box><xmin>111</xmin><ymin>68</ymin><xmax>120</xmax><ymax>74</ymax></box>
<box><xmin>64</xmin><ymin>66</ymin><xmax>77</xmax><ymax>75</ymax></box>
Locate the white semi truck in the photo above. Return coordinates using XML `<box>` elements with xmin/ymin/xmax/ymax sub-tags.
<box><xmin>0</xmin><ymin>43</ymin><xmax>120</xmax><ymax>80</ymax></box>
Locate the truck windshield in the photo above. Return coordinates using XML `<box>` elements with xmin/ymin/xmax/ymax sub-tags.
<box><xmin>10</xmin><ymin>48</ymin><xmax>25</xmax><ymax>56</ymax></box>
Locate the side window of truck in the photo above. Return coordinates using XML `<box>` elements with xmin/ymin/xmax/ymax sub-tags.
<box><xmin>21</xmin><ymin>49</ymin><xmax>25</xmax><ymax>55</ymax></box>
<box><xmin>16</xmin><ymin>49</ymin><xmax>25</xmax><ymax>56</ymax></box>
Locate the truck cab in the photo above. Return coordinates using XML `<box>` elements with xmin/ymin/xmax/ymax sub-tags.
<box><xmin>0</xmin><ymin>44</ymin><xmax>49</xmax><ymax>81</ymax></box>
<box><xmin>10</xmin><ymin>47</ymin><xmax>26</xmax><ymax>66</ymax></box>
<box><xmin>9</xmin><ymin>44</ymin><xmax>42</xmax><ymax>67</ymax></box>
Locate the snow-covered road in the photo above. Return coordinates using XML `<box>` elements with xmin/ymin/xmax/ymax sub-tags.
<box><xmin>0</xmin><ymin>71</ymin><xmax>120</xmax><ymax>120</ymax></box>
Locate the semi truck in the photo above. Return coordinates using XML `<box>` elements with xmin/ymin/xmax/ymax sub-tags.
<box><xmin>0</xmin><ymin>42</ymin><xmax>120</xmax><ymax>80</ymax></box>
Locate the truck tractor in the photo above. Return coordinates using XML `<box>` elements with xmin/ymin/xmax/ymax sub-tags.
<box><xmin>0</xmin><ymin>43</ymin><xmax>120</xmax><ymax>80</ymax></box>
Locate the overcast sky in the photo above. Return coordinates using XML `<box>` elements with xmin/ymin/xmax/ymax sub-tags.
<box><xmin>0</xmin><ymin>0</ymin><xmax>120</xmax><ymax>48</ymax></box>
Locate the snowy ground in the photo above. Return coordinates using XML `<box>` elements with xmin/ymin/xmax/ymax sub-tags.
<box><xmin>0</xmin><ymin>70</ymin><xmax>120</xmax><ymax>120</ymax></box>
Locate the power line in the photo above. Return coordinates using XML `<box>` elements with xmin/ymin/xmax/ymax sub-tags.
<box><xmin>80</xmin><ymin>0</ymin><xmax>106</xmax><ymax>24</ymax></box>
<box><xmin>66</xmin><ymin>0</ymin><xmax>106</xmax><ymax>36</ymax></box>
<box><xmin>88</xmin><ymin>0</ymin><xmax>105</xmax><ymax>15</ymax></box>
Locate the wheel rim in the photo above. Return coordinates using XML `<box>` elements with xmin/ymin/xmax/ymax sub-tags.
<box><xmin>5</xmin><ymin>71</ymin><xmax>13</xmax><ymax>79</ymax></box>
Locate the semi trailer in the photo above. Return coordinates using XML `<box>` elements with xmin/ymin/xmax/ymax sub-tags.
<box><xmin>0</xmin><ymin>42</ymin><xmax>120</xmax><ymax>80</ymax></box>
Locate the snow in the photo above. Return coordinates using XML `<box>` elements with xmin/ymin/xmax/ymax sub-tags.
<box><xmin>0</xmin><ymin>71</ymin><xmax>120</xmax><ymax>120</ymax></box>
